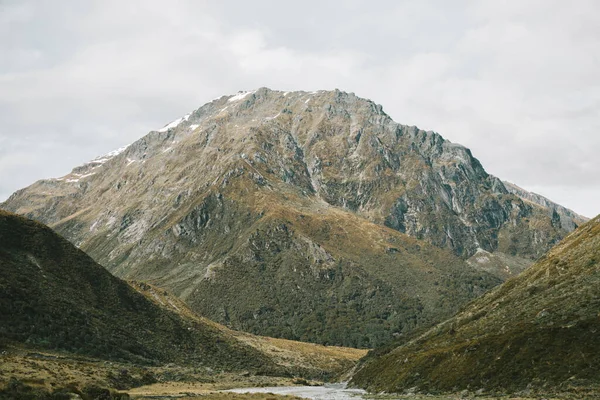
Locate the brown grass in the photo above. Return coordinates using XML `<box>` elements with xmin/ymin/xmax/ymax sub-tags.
<box><xmin>0</xmin><ymin>346</ymin><xmax>304</xmax><ymax>397</ymax></box>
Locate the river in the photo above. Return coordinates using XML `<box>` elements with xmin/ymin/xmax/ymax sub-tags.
<box><xmin>227</xmin><ymin>382</ymin><xmax>367</xmax><ymax>400</ymax></box>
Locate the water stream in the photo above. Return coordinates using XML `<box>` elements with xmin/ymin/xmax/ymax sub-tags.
<box><xmin>227</xmin><ymin>382</ymin><xmax>367</xmax><ymax>400</ymax></box>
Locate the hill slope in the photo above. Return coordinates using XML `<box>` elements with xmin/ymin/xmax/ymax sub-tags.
<box><xmin>0</xmin><ymin>88</ymin><xmax>578</xmax><ymax>345</ymax></box>
<box><xmin>129</xmin><ymin>281</ymin><xmax>366</xmax><ymax>378</ymax></box>
<box><xmin>0</xmin><ymin>209</ymin><xmax>363</xmax><ymax>377</ymax></box>
<box><xmin>351</xmin><ymin>214</ymin><xmax>600</xmax><ymax>395</ymax></box>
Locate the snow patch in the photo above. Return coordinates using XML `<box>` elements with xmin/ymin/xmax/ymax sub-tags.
<box><xmin>189</xmin><ymin>124</ymin><xmax>199</xmax><ymax>130</ymax></box>
<box><xmin>66</xmin><ymin>171</ymin><xmax>96</xmax><ymax>183</ymax></box>
<box><xmin>105</xmin><ymin>146</ymin><xmax>129</xmax><ymax>158</ymax></box>
<box><xmin>91</xmin><ymin>157</ymin><xmax>111</xmax><ymax>164</ymax></box>
<box><xmin>158</xmin><ymin>113</ymin><xmax>191</xmax><ymax>132</ymax></box>
<box><xmin>126</xmin><ymin>158</ymin><xmax>137</xmax><ymax>165</ymax></box>
<box><xmin>264</xmin><ymin>112</ymin><xmax>281</xmax><ymax>121</ymax></box>
<box><xmin>227</xmin><ymin>90</ymin><xmax>256</xmax><ymax>102</ymax></box>
<box><xmin>85</xmin><ymin>145</ymin><xmax>130</xmax><ymax>167</ymax></box>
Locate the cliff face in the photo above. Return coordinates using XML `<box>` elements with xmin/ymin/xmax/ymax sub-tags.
<box><xmin>351</xmin><ymin>214</ymin><xmax>600</xmax><ymax>395</ymax></box>
<box><xmin>1</xmin><ymin>88</ymin><xmax>576</xmax><ymax>345</ymax></box>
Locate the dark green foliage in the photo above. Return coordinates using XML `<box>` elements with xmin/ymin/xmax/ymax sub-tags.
<box><xmin>106</xmin><ymin>369</ymin><xmax>157</xmax><ymax>391</ymax></box>
<box><xmin>186</xmin><ymin>216</ymin><xmax>501</xmax><ymax>348</ymax></box>
<box><xmin>0</xmin><ymin>378</ymin><xmax>51</xmax><ymax>400</ymax></box>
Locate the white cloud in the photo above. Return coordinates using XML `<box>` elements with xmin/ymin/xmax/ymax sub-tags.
<box><xmin>0</xmin><ymin>0</ymin><xmax>598</xmax><ymax>217</ymax></box>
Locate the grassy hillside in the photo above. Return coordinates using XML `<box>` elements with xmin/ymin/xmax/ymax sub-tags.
<box><xmin>176</xmin><ymin>187</ymin><xmax>502</xmax><ymax>348</ymax></box>
<box><xmin>351</xmin><ymin>215</ymin><xmax>600</xmax><ymax>396</ymax></box>
<box><xmin>0</xmin><ymin>209</ymin><xmax>277</xmax><ymax>372</ymax></box>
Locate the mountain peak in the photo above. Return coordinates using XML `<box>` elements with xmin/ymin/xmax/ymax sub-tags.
<box><xmin>0</xmin><ymin>88</ymin><xmax>578</xmax><ymax>346</ymax></box>
<box><xmin>4</xmin><ymin>87</ymin><xmax>571</xmax><ymax>261</ymax></box>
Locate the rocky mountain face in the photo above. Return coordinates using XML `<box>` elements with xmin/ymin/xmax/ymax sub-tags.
<box><xmin>1</xmin><ymin>88</ymin><xmax>576</xmax><ymax>346</ymax></box>
<box><xmin>351</xmin><ymin>214</ymin><xmax>600</xmax><ymax>395</ymax></box>
<box><xmin>503</xmin><ymin>181</ymin><xmax>588</xmax><ymax>231</ymax></box>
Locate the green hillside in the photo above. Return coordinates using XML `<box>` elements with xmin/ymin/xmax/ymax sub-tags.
<box><xmin>352</xmin><ymin>215</ymin><xmax>600</xmax><ymax>396</ymax></box>
<box><xmin>0</xmin><ymin>209</ymin><xmax>278</xmax><ymax>372</ymax></box>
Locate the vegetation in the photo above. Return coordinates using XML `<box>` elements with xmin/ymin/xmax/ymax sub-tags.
<box><xmin>0</xmin><ymin>209</ymin><xmax>366</xmax><ymax>398</ymax></box>
<box><xmin>0</xmin><ymin>349</ymin><xmax>309</xmax><ymax>399</ymax></box>
<box><xmin>0</xmin><ymin>378</ymin><xmax>130</xmax><ymax>400</ymax></box>
<box><xmin>351</xmin><ymin>215</ymin><xmax>600</xmax><ymax>396</ymax></box>
<box><xmin>180</xmin><ymin>189</ymin><xmax>501</xmax><ymax>348</ymax></box>
<box><xmin>0</xmin><ymin>210</ymin><xmax>278</xmax><ymax>373</ymax></box>
<box><xmin>129</xmin><ymin>281</ymin><xmax>367</xmax><ymax>380</ymax></box>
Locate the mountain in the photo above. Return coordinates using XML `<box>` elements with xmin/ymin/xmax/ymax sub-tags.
<box><xmin>0</xmin><ymin>88</ymin><xmax>576</xmax><ymax>346</ymax></box>
<box><xmin>0</xmin><ymin>210</ymin><xmax>364</xmax><ymax>380</ymax></box>
<box><xmin>351</xmin><ymin>214</ymin><xmax>600</xmax><ymax>395</ymax></box>
<box><xmin>503</xmin><ymin>181</ymin><xmax>588</xmax><ymax>231</ymax></box>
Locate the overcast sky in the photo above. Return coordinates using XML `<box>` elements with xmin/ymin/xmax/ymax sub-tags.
<box><xmin>1</xmin><ymin>0</ymin><xmax>599</xmax><ymax>217</ymax></box>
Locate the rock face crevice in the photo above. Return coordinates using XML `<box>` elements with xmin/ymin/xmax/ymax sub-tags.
<box><xmin>0</xmin><ymin>88</ymin><xmax>582</xmax><ymax>346</ymax></box>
